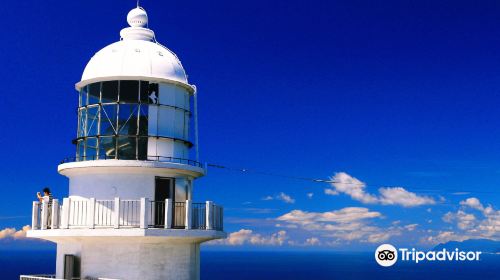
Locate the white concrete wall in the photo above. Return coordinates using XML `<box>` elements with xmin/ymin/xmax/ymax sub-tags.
<box><xmin>68</xmin><ymin>170</ymin><xmax>155</xmax><ymax>200</ymax></box>
<box><xmin>56</xmin><ymin>239</ymin><xmax>201</xmax><ymax>280</ymax></box>
<box><xmin>56</xmin><ymin>242</ymin><xmax>82</xmax><ymax>279</ymax></box>
<box><xmin>65</xmin><ymin>166</ymin><xmax>192</xmax><ymax>201</ymax></box>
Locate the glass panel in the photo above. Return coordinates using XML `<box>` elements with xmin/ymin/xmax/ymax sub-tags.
<box><xmin>138</xmin><ymin>105</ymin><xmax>148</xmax><ymax>136</ymax></box>
<box><xmin>140</xmin><ymin>81</ymin><xmax>149</xmax><ymax>103</ymax></box>
<box><xmin>77</xmin><ymin>108</ymin><xmax>87</xmax><ymax>138</ymax></box>
<box><xmin>117</xmin><ymin>104</ymin><xmax>138</xmax><ymax>135</ymax></box>
<box><xmin>148</xmin><ymin>83</ymin><xmax>159</xmax><ymax>104</ymax></box>
<box><xmin>101</xmin><ymin>81</ymin><xmax>119</xmax><ymax>103</ymax></box>
<box><xmin>79</xmin><ymin>86</ymin><xmax>88</xmax><ymax>107</ymax></box>
<box><xmin>86</xmin><ymin>137</ymin><xmax>98</xmax><ymax>160</ymax></box>
<box><xmin>137</xmin><ymin>136</ymin><xmax>148</xmax><ymax>160</ymax></box>
<box><xmin>117</xmin><ymin>136</ymin><xmax>136</xmax><ymax>160</ymax></box>
<box><xmin>77</xmin><ymin>139</ymin><xmax>85</xmax><ymax>161</ymax></box>
<box><xmin>99</xmin><ymin>136</ymin><xmax>116</xmax><ymax>159</ymax></box>
<box><xmin>86</xmin><ymin>106</ymin><xmax>99</xmax><ymax>136</ymax></box>
<box><xmin>119</xmin><ymin>80</ymin><xmax>139</xmax><ymax>103</ymax></box>
<box><xmin>100</xmin><ymin>105</ymin><xmax>118</xmax><ymax>135</ymax></box>
<box><xmin>88</xmin><ymin>83</ymin><xmax>100</xmax><ymax>105</ymax></box>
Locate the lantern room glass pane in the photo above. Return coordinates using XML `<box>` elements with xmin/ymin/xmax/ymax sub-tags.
<box><xmin>99</xmin><ymin>136</ymin><xmax>116</xmax><ymax>159</ymax></box>
<box><xmin>138</xmin><ymin>136</ymin><xmax>148</xmax><ymax>160</ymax></box>
<box><xmin>86</xmin><ymin>106</ymin><xmax>99</xmax><ymax>136</ymax></box>
<box><xmin>78</xmin><ymin>108</ymin><xmax>87</xmax><ymax>138</ymax></box>
<box><xmin>140</xmin><ymin>81</ymin><xmax>149</xmax><ymax>103</ymax></box>
<box><xmin>86</xmin><ymin>137</ymin><xmax>98</xmax><ymax>160</ymax></box>
<box><xmin>101</xmin><ymin>81</ymin><xmax>119</xmax><ymax>103</ymax></box>
<box><xmin>77</xmin><ymin>139</ymin><xmax>85</xmax><ymax>161</ymax></box>
<box><xmin>138</xmin><ymin>105</ymin><xmax>148</xmax><ymax>136</ymax></box>
<box><xmin>117</xmin><ymin>104</ymin><xmax>138</xmax><ymax>135</ymax></box>
<box><xmin>117</xmin><ymin>136</ymin><xmax>136</xmax><ymax>160</ymax></box>
<box><xmin>79</xmin><ymin>86</ymin><xmax>88</xmax><ymax>107</ymax></box>
<box><xmin>100</xmin><ymin>105</ymin><xmax>118</xmax><ymax>135</ymax></box>
<box><xmin>120</xmin><ymin>80</ymin><xmax>139</xmax><ymax>103</ymax></box>
<box><xmin>88</xmin><ymin>83</ymin><xmax>100</xmax><ymax>105</ymax></box>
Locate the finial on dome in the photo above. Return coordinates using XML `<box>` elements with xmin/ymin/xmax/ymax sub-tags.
<box><xmin>127</xmin><ymin>6</ymin><xmax>148</xmax><ymax>28</ymax></box>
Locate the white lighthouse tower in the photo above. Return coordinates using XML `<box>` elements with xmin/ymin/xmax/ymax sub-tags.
<box><xmin>25</xmin><ymin>6</ymin><xmax>225</xmax><ymax>280</ymax></box>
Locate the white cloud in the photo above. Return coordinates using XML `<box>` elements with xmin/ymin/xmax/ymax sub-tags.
<box><xmin>262</xmin><ymin>192</ymin><xmax>295</xmax><ymax>204</ymax></box>
<box><xmin>276</xmin><ymin>207</ymin><xmax>400</xmax><ymax>243</ymax></box>
<box><xmin>367</xmin><ymin>232</ymin><xmax>393</xmax><ymax>243</ymax></box>
<box><xmin>277</xmin><ymin>192</ymin><xmax>295</xmax><ymax>204</ymax></box>
<box><xmin>324</xmin><ymin>172</ymin><xmax>435</xmax><ymax>207</ymax></box>
<box><xmin>423</xmin><ymin>231</ymin><xmax>469</xmax><ymax>244</ymax></box>
<box><xmin>460</xmin><ymin>197</ymin><xmax>484</xmax><ymax>211</ymax></box>
<box><xmin>328</xmin><ymin>172</ymin><xmax>378</xmax><ymax>204</ymax></box>
<box><xmin>305</xmin><ymin>237</ymin><xmax>320</xmax><ymax>246</ymax></box>
<box><xmin>404</xmin><ymin>224</ymin><xmax>418</xmax><ymax>231</ymax></box>
<box><xmin>211</xmin><ymin>229</ymin><xmax>289</xmax><ymax>246</ymax></box>
<box><xmin>425</xmin><ymin>197</ymin><xmax>500</xmax><ymax>244</ymax></box>
<box><xmin>324</xmin><ymin>189</ymin><xmax>338</xmax><ymax>195</ymax></box>
<box><xmin>307</xmin><ymin>193</ymin><xmax>314</xmax><ymax>199</ymax></box>
<box><xmin>0</xmin><ymin>225</ymin><xmax>30</xmax><ymax>239</ymax></box>
<box><xmin>379</xmin><ymin>187</ymin><xmax>435</xmax><ymax>207</ymax></box>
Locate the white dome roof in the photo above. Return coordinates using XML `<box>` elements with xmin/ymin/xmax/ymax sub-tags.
<box><xmin>79</xmin><ymin>7</ymin><xmax>189</xmax><ymax>88</ymax></box>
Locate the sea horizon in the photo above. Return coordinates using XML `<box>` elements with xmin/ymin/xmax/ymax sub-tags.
<box><xmin>3</xmin><ymin>249</ymin><xmax>499</xmax><ymax>280</ymax></box>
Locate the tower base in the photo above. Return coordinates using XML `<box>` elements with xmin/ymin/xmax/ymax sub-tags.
<box><xmin>55</xmin><ymin>237</ymin><xmax>204</xmax><ymax>280</ymax></box>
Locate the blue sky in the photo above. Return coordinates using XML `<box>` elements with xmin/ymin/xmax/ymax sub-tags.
<box><xmin>1</xmin><ymin>0</ymin><xmax>499</xmax><ymax>250</ymax></box>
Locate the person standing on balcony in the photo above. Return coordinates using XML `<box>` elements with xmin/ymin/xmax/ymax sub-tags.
<box><xmin>37</xmin><ymin>187</ymin><xmax>53</xmax><ymax>228</ymax></box>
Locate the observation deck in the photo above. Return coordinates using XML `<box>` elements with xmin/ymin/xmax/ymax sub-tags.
<box><xmin>28</xmin><ymin>197</ymin><xmax>225</xmax><ymax>242</ymax></box>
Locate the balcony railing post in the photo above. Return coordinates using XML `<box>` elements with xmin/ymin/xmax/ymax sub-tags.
<box><xmin>114</xmin><ymin>197</ymin><xmax>120</xmax><ymax>229</ymax></box>
<box><xmin>185</xmin><ymin>200</ymin><xmax>192</xmax><ymax>230</ymax></box>
<box><xmin>88</xmin><ymin>198</ymin><xmax>96</xmax><ymax>229</ymax></box>
<box><xmin>140</xmin><ymin>197</ymin><xmax>148</xmax><ymax>229</ymax></box>
<box><xmin>41</xmin><ymin>200</ymin><xmax>49</xmax><ymax>230</ymax></box>
<box><xmin>61</xmin><ymin>198</ymin><xmax>70</xmax><ymax>229</ymax></box>
<box><xmin>51</xmin><ymin>199</ymin><xmax>59</xmax><ymax>229</ymax></box>
<box><xmin>32</xmin><ymin>201</ymin><xmax>40</xmax><ymax>230</ymax></box>
<box><xmin>206</xmin><ymin>201</ymin><xmax>214</xmax><ymax>230</ymax></box>
<box><xmin>165</xmin><ymin>198</ymin><xmax>172</xmax><ymax>229</ymax></box>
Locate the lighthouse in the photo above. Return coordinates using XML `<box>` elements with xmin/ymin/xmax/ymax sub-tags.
<box><xmin>25</xmin><ymin>5</ymin><xmax>225</xmax><ymax>280</ymax></box>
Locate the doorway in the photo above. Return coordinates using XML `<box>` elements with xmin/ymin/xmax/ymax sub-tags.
<box><xmin>154</xmin><ymin>177</ymin><xmax>175</xmax><ymax>227</ymax></box>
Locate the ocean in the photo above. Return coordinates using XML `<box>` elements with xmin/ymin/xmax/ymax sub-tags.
<box><xmin>2</xmin><ymin>250</ymin><xmax>499</xmax><ymax>279</ymax></box>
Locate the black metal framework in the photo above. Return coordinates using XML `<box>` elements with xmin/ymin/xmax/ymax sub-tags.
<box><xmin>192</xmin><ymin>203</ymin><xmax>206</xmax><ymax>229</ymax></box>
<box><xmin>173</xmin><ymin>202</ymin><xmax>186</xmax><ymax>229</ymax></box>
<box><xmin>75</xmin><ymin>80</ymin><xmax>192</xmax><ymax>161</ymax></box>
<box><xmin>213</xmin><ymin>204</ymin><xmax>224</xmax><ymax>231</ymax></box>
<box><xmin>149</xmin><ymin>200</ymin><xmax>166</xmax><ymax>228</ymax></box>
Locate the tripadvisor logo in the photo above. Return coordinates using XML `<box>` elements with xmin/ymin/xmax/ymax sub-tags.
<box><xmin>375</xmin><ymin>244</ymin><xmax>482</xmax><ymax>267</ymax></box>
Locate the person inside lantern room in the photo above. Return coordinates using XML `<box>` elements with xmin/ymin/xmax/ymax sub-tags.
<box><xmin>37</xmin><ymin>187</ymin><xmax>53</xmax><ymax>228</ymax></box>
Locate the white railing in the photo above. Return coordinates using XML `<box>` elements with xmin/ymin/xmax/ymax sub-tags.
<box><xmin>32</xmin><ymin>198</ymin><xmax>223</xmax><ymax>231</ymax></box>
<box><xmin>20</xmin><ymin>276</ymin><xmax>118</xmax><ymax>280</ymax></box>
<box><xmin>19</xmin><ymin>275</ymin><xmax>58</xmax><ymax>280</ymax></box>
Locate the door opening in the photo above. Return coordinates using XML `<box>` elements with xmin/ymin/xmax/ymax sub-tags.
<box><xmin>154</xmin><ymin>177</ymin><xmax>175</xmax><ymax>227</ymax></box>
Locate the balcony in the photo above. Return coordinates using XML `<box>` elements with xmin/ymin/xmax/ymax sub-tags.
<box><xmin>20</xmin><ymin>276</ymin><xmax>111</xmax><ymax>280</ymax></box>
<box><xmin>31</xmin><ymin>197</ymin><xmax>223</xmax><ymax>232</ymax></box>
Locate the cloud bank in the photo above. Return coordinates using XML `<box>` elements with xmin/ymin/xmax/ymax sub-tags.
<box><xmin>324</xmin><ymin>172</ymin><xmax>435</xmax><ymax>207</ymax></box>
<box><xmin>425</xmin><ymin>197</ymin><xmax>500</xmax><ymax>244</ymax></box>
<box><xmin>0</xmin><ymin>225</ymin><xmax>30</xmax><ymax>240</ymax></box>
